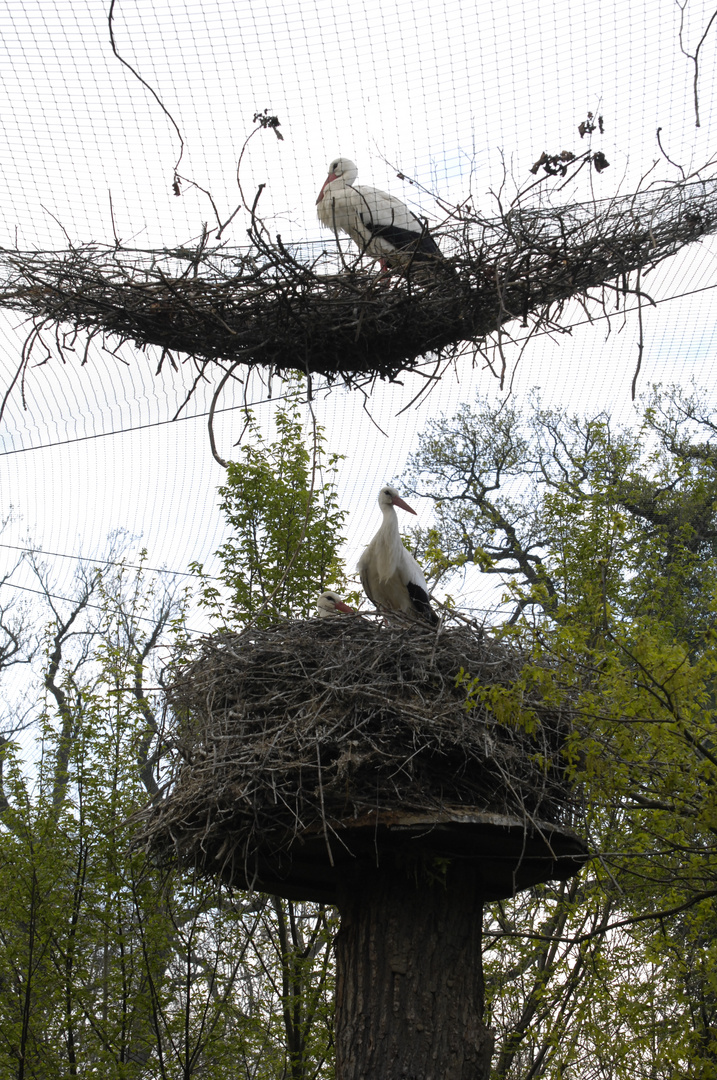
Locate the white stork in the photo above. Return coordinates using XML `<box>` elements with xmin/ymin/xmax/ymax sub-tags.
<box><xmin>358</xmin><ymin>486</ymin><xmax>438</xmax><ymax>625</ymax></box>
<box><xmin>316</xmin><ymin>157</ymin><xmax>441</xmax><ymax>269</ymax></box>
<box><xmin>316</xmin><ymin>591</ymin><xmax>355</xmax><ymax>617</ymax></box>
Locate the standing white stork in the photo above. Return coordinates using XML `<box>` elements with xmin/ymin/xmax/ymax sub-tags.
<box><xmin>316</xmin><ymin>591</ymin><xmax>355</xmax><ymax>617</ymax></box>
<box><xmin>358</xmin><ymin>486</ymin><xmax>438</xmax><ymax>625</ymax></box>
<box><xmin>316</xmin><ymin>157</ymin><xmax>441</xmax><ymax>269</ymax></box>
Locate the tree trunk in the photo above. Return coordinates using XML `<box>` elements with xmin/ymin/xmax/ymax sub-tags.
<box><xmin>335</xmin><ymin>862</ymin><xmax>494</xmax><ymax>1080</ymax></box>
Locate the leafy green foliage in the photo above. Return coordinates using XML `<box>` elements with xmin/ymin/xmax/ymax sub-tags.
<box><xmin>0</xmin><ymin>556</ymin><xmax>336</xmax><ymax>1079</ymax></box>
<box><xmin>403</xmin><ymin>385</ymin><xmax>717</xmax><ymax>1077</ymax></box>
<box><xmin>194</xmin><ymin>382</ymin><xmax>347</xmax><ymax>627</ymax></box>
<box><xmin>0</xmin><ymin>383</ymin><xmax>349</xmax><ymax>1079</ymax></box>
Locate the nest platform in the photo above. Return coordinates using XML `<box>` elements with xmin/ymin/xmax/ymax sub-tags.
<box><xmin>141</xmin><ymin>617</ymin><xmax>587</xmax><ymax>902</ymax></box>
<box><xmin>1</xmin><ymin>178</ymin><xmax>716</xmax><ymax>390</ymax></box>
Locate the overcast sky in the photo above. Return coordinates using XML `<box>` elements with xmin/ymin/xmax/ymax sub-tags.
<box><xmin>0</xmin><ymin>0</ymin><xmax>716</xmax><ymax>642</ymax></box>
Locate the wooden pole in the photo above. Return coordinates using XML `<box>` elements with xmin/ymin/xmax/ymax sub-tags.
<box><xmin>335</xmin><ymin>861</ymin><xmax>494</xmax><ymax>1080</ymax></box>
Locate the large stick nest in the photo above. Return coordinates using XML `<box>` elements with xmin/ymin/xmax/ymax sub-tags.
<box><xmin>140</xmin><ymin>617</ymin><xmax>580</xmax><ymax>890</ymax></box>
<box><xmin>1</xmin><ymin>178</ymin><xmax>716</xmax><ymax>391</ymax></box>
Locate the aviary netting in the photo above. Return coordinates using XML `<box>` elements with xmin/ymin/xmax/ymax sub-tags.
<box><xmin>1</xmin><ymin>171</ymin><xmax>717</xmax><ymax>416</ymax></box>
<box><xmin>139</xmin><ymin>616</ymin><xmax>584</xmax><ymax>901</ymax></box>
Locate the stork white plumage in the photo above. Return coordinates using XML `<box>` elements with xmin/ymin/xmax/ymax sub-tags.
<box><xmin>316</xmin><ymin>157</ymin><xmax>441</xmax><ymax>269</ymax></box>
<box><xmin>358</xmin><ymin>486</ymin><xmax>438</xmax><ymax>625</ymax></box>
<box><xmin>316</xmin><ymin>591</ymin><xmax>355</xmax><ymax>617</ymax></box>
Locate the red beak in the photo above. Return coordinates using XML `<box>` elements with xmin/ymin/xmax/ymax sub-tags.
<box><xmin>316</xmin><ymin>171</ymin><xmax>338</xmax><ymax>204</ymax></box>
<box><xmin>334</xmin><ymin>599</ymin><xmax>355</xmax><ymax>613</ymax></box>
<box><xmin>391</xmin><ymin>495</ymin><xmax>417</xmax><ymax>515</ymax></box>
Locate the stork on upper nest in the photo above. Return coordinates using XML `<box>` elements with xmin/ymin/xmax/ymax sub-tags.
<box><xmin>316</xmin><ymin>157</ymin><xmax>442</xmax><ymax>270</ymax></box>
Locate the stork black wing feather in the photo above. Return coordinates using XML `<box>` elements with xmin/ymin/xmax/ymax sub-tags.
<box><xmin>359</xmin><ymin>216</ymin><xmax>441</xmax><ymax>259</ymax></box>
<box><xmin>406</xmin><ymin>582</ymin><xmax>439</xmax><ymax>625</ymax></box>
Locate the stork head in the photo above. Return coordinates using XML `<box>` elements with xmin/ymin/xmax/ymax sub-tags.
<box><xmin>316</xmin><ymin>157</ymin><xmax>358</xmax><ymax>203</ymax></box>
<box><xmin>316</xmin><ymin>590</ymin><xmax>355</xmax><ymax>617</ymax></box>
<box><xmin>378</xmin><ymin>485</ymin><xmax>418</xmax><ymax>515</ymax></box>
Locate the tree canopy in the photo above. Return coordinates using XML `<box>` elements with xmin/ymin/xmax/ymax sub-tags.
<box><xmin>0</xmin><ymin>381</ymin><xmax>343</xmax><ymax>1079</ymax></box>
<box><xmin>401</xmin><ymin>385</ymin><xmax>717</xmax><ymax>1076</ymax></box>
<box><xmin>4</xmin><ymin>379</ymin><xmax>717</xmax><ymax>1077</ymax></box>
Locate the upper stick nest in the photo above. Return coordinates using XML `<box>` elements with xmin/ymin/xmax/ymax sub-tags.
<box><xmin>140</xmin><ymin>617</ymin><xmax>580</xmax><ymax>892</ymax></box>
<box><xmin>1</xmin><ymin>178</ymin><xmax>715</xmax><ymax>391</ymax></box>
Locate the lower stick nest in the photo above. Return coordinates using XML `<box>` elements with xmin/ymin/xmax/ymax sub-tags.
<box><xmin>141</xmin><ymin>617</ymin><xmax>580</xmax><ymax>889</ymax></box>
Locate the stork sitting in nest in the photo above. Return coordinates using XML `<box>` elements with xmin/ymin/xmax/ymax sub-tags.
<box><xmin>316</xmin><ymin>591</ymin><xmax>355</xmax><ymax>618</ymax></box>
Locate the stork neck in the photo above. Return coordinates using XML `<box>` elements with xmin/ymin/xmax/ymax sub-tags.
<box><xmin>380</xmin><ymin>502</ymin><xmax>402</xmax><ymax>541</ymax></box>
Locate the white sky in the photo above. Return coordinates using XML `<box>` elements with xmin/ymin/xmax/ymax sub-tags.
<box><xmin>0</xmin><ymin>0</ymin><xmax>716</xmax><ymax>639</ymax></box>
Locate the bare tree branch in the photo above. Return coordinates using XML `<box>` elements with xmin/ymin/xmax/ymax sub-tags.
<box><xmin>677</xmin><ymin>0</ymin><xmax>717</xmax><ymax>127</ymax></box>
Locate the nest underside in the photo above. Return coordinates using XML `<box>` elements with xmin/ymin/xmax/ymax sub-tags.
<box><xmin>2</xmin><ymin>179</ymin><xmax>715</xmax><ymax>385</ymax></box>
<box><xmin>141</xmin><ymin>618</ymin><xmax>578</xmax><ymax>878</ymax></box>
